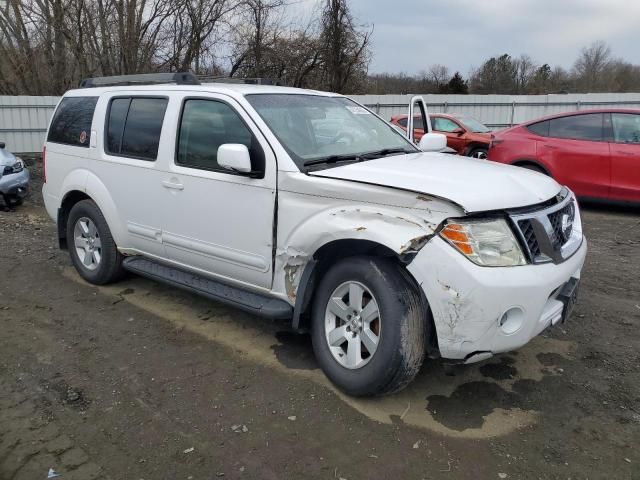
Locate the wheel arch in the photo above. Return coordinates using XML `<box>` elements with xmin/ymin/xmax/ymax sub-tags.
<box><xmin>511</xmin><ymin>159</ymin><xmax>551</xmax><ymax>176</ymax></box>
<box><xmin>464</xmin><ymin>142</ymin><xmax>490</xmax><ymax>156</ymax></box>
<box><xmin>57</xmin><ymin>171</ymin><xmax>126</xmax><ymax>249</ymax></box>
<box><xmin>290</xmin><ymin>237</ymin><xmax>439</xmax><ymax>357</ymax></box>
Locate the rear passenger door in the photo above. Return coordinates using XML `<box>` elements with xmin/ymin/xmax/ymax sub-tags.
<box><xmin>96</xmin><ymin>95</ymin><xmax>170</xmax><ymax>258</ymax></box>
<box><xmin>537</xmin><ymin>113</ymin><xmax>610</xmax><ymax>198</ymax></box>
<box><xmin>161</xmin><ymin>94</ymin><xmax>276</xmax><ymax>289</ymax></box>
<box><xmin>608</xmin><ymin>112</ymin><xmax>640</xmax><ymax>202</ymax></box>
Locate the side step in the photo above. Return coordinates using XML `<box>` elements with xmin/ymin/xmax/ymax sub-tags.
<box><xmin>122</xmin><ymin>257</ymin><xmax>293</xmax><ymax>320</ymax></box>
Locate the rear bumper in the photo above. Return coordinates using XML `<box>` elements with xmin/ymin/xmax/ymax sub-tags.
<box><xmin>0</xmin><ymin>168</ymin><xmax>29</xmax><ymax>197</ymax></box>
<box><xmin>408</xmin><ymin>235</ymin><xmax>587</xmax><ymax>360</ymax></box>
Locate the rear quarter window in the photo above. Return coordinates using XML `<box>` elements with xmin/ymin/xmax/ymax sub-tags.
<box><xmin>47</xmin><ymin>97</ymin><xmax>98</xmax><ymax>147</ymax></box>
<box><xmin>526</xmin><ymin>120</ymin><xmax>549</xmax><ymax>137</ymax></box>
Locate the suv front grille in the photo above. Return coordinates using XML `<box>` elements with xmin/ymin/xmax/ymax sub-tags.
<box><xmin>510</xmin><ymin>190</ymin><xmax>581</xmax><ymax>264</ymax></box>
<box><xmin>517</xmin><ymin>219</ymin><xmax>541</xmax><ymax>258</ymax></box>
<box><xmin>548</xmin><ymin>202</ymin><xmax>574</xmax><ymax>246</ymax></box>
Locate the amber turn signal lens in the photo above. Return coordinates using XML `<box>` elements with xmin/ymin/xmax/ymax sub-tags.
<box><xmin>441</xmin><ymin>224</ymin><xmax>474</xmax><ymax>255</ymax></box>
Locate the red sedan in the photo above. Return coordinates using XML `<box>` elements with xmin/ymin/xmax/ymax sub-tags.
<box><xmin>489</xmin><ymin>109</ymin><xmax>640</xmax><ymax>203</ymax></box>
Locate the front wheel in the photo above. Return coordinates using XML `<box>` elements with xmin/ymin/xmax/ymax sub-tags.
<box><xmin>311</xmin><ymin>256</ymin><xmax>428</xmax><ymax>396</ymax></box>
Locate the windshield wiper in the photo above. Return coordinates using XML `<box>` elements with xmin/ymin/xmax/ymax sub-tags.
<box><xmin>303</xmin><ymin>154</ymin><xmax>363</xmax><ymax>167</ymax></box>
<box><xmin>304</xmin><ymin>148</ymin><xmax>413</xmax><ymax>168</ymax></box>
<box><xmin>359</xmin><ymin>148</ymin><xmax>413</xmax><ymax>159</ymax></box>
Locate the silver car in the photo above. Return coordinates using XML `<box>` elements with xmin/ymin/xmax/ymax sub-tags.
<box><xmin>0</xmin><ymin>142</ymin><xmax>29</xmax><ymax>208</ymax></box>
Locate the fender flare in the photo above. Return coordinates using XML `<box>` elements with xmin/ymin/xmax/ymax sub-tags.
<box><xmin>278</xmin><ymin>205</ymin><xmax>441</xmax><ymax>330</ymax></box>
<box><xmin>59</xmin><ymin>170</ymin><xmax>126</xmax><ymax>246</ymax></box>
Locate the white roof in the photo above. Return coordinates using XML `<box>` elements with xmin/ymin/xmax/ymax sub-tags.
<box><xmin>64</xmin><ymin>82</ymin><xmax>341</xmax><ymax>99</ymax></box>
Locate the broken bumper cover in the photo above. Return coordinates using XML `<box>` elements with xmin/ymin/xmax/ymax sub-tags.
<box><xmin>407</xmin><ymin>235</ymin><xmax>587</xmax><ymax>361</ymax></box>
<box><xmin>0</xmin><ymin>167</ymin><xmax>30</xmax><ymax>198</ymax></box>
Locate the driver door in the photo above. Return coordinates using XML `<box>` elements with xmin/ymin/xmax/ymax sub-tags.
<box><xmin>160</xmin><ymin>94</ymin><xmax>277</xmax><ymax>289</ymax></box>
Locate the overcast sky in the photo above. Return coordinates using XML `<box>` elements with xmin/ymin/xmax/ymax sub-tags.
<box><xmin>294</xmin><ymin>0</ymin><xmax>640</xmax><ymax>76</ymax></box>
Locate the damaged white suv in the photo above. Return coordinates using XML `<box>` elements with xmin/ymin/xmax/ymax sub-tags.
<box><xmin>43</xmin><ymin>73</ymin><xmax>587</xmax><ymax>396</ymax></box>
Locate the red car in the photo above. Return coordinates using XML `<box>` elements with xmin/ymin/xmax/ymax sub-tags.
<box><xmin>489</xmin><ymin>109</ymin><xmax>640</xmax><ymax>203</ymax></box>
<box><xmin>390</xmin><ymin>113</ymin><xmax>492</xmax><ymax>158</ymax></box>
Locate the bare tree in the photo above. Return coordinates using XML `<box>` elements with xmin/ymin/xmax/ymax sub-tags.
<box><xmin>319</xmin><ymin>0</ymin><xmax>371</xmax><ymax>93</ymax></box>
<box><xmin>573</xmin><ymin>40</ymin><xmax>612</xmax><ymax>92</ymax></box>
<box><xmin>427</xmin><ymin>64</ymin><xmax>449</xmax><ymax>92</ymax></box>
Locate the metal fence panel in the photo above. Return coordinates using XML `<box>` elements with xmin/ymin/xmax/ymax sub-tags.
<box><xmin>1</xmin><ymin>93</ymin><xmax>640</xmax><ymax>153</ymax></box>
<box><xmin>350</xmin><ymin>92</ymin><xmax>640</xmax><ymax>130</ymax></box>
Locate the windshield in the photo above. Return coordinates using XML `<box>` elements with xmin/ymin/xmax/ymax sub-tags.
<box><xmin>458</xmin><ymin>116</ymin><xmax>490</xmax><ymax>133</ymax></box>
<box><xmin>245</xmin><ymin>94</ymin><xmax>417</xmax><ymax>170</ymax></box>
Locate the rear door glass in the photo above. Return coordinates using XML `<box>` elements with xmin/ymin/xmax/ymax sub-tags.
<box><xmin>105</xmin><ymin>97</ymin><xmax>168</xmax><ymax>160</ymax></box>
<box><xmin>548</xmin><ymin>114</ymin><xmax>604</xmax><ymax>141</ymax></box>
<box><xmin>48</xmin><ymin>97</ymin><xmax>98</xmax><ymax>147</ymax></box>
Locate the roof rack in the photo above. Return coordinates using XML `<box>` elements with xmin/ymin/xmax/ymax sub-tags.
<box><xmin>79</xmin><ymin>72</ymin><xmax>200</xmax><ymax>88</ymax></box>
<box><xmin>198</xmin><ymin>76</ymin><xmax>274</xmax><ymax>86</ymax></box>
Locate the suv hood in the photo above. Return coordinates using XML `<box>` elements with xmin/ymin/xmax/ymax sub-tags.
<box><xmin>309</xmin><ymin>152</ymin><xmax>561</xmax><ymax>213</ymax></box>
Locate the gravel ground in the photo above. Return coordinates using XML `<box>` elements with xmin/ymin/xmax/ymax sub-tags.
<box><xmin>1</xmin><ymin>161</ymin><xmax>639</xmax><ymax>479</ymax></box>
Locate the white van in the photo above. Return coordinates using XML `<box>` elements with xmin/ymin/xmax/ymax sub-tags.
<box><xmin>42</xmin><ymin>73</ymin><xmax>586</xmax><ymax>396</ymax></box>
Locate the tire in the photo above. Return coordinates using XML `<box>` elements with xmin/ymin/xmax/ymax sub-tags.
<box><xmin>66</xmin><ymin>199</ymin><xmax>124</xmax><ymax>285</ymax></box>
<box><xmin>311</xmin><ymin>256</ymin><xmax>428</xmax><ymax>396</ymax></box>
<box><xmin>468</xmin><ymin>147</ymin><xmax>488</xmax><ymax>159</ymax></box>
<box><xmin>517</xmin><ymin>163</ymin><xmax>548</xmax><ymax>175</ymax></box>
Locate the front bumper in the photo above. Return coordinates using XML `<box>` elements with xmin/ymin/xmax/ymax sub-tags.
<box><xmin>0</xmin><ymin>167</ymin><xmax>30</xmax><ymax>198</ymax></box>
<box><xmin>408</xmin><ymin>235</ymin><xmax>587</xmax><ymax>361</ymax></box>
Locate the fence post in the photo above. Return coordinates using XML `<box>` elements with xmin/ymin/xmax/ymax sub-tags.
<box><xmin>576</xmin><ymin>101</ymin><xmax>581</xmax><ymax>111</ymax></box>
<box><xmin>444</xmin><ymin>101</ymin><xmax>448</xmax><ymax>113</ymax></box>
<box><xmin>510</xmin><ymin>101</ymin><xmax>516</xmax><ymax>126</ymax></box>
<box><xmin>375</xmin><ymin>103</ymin><xmax>380</xmax><ymax>114</ymax></box>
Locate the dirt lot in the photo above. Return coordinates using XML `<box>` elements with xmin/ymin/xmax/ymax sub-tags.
<box><xmin>1</xmin><ymin>161</ymin><xmax>639</xmax><ymax>480</ymax></box>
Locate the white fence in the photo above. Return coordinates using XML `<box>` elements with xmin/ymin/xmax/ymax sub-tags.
<box><xmin>2</xmin><ymin>93</ymin><xmax>640</xmax><ymax>153</ymax></box>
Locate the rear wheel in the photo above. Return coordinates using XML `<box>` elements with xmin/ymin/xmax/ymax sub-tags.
<box><xmin>67</xmin><ymin>200</ymin><xmax>124</xmax><ymax>285</ymax></box>
<box><xmin>468</xmin><ymin>147</ymin><xmax>488</xmax><ymax>159</ymax></box>
<box><xmin>311</xmin><ymin>256</ymin><xmax>428</xmax><ymax>396</ymax></box>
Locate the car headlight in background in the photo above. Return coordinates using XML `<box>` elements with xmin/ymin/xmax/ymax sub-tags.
<box><xmin>2</xmin><ymin>158</ymin><xmax>24</xmax><ymax>175</ymax></box>
<box><xmin>440</xmin><ymin>218</ymin><xmax>527</xmax><ymax>267</ymax></box>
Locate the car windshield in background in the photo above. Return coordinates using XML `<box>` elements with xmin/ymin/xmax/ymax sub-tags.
<box><xmin>245</xmin><ymin>94</ymin><xmax>417</xmax><ymax>170</ymax></box>
<box><xmin>458</xmin><ymin>116</ymin><xmax>490</xmax><ymax>133</ymax></box>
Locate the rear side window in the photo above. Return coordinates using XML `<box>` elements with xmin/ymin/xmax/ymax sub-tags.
<box><xmin>47</xmin><ymin>97</ymin><xmax>98</xmax><ymax>147</ymax></box>
<box><xmin>396</xmin><ymin>117</ymin><xmax>408</xmax><ymax>127</ymax></box>
<box><xmin>105</xmin><ymin>97</ymin><xmax>168</xmax><ymax>160</ymax></box>
<box><xmin>527</xmin><ymin>120</ymin><xmax>549</xmax><ymax>137</ymax></box>
<box><xmin>548</xmin><ymin>113</ymin><xmax>604</xmax><ymax>141</ymax></box>
<box><xmin>176</xmin><ymin>99</ymin><xmax>264</xmax><ymax>174</ymax></box>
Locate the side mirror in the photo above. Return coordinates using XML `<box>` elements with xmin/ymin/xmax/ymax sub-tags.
<box><xmin>453</xmin><ymin>128</ymin><xmax>465</xmax><ymax>136</ymax></box>
<box><xmin>218</xmin><ymin>144</ymin><xmax>252</xmax><ymax>173</ymax></box>
<box><xmin>418</xmin><ymin>133</ymin><xmax>447</xmax><ymax>152</ymax></box>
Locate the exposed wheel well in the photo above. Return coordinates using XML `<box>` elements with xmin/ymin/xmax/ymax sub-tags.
<box><xmin>512</xmin><ymin>160</ymin><xmax>550</xmax><ymax>176</ymax></box>
<box><xmin>464</xmin><ymin>143</ymin><xmax>489</xmax><ymax>156</ymax></box>
<box><xmin>57</xmin><ymin>190</ymin><xmax>91</xmax><ymax>249</ymax></box>
<box><xmin>292</xmin><ymin>239</ymin><xmax>439</xmax><ymax>356</ymax></box>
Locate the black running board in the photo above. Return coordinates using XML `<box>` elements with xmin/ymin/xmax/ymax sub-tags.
<box><xmin>122</xmin><ymin>257</ymin><xmax>293</xmax><ymax>319</ymax></box>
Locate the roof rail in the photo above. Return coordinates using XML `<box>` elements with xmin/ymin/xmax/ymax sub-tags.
<box><xmin>79</xmin><ymin>72</ymin><xmax>200</xmax><ymax>88</ymax></box>
<box><xmin>198</xmin><ymin>76</ymin><xmax>274</xmax><ymax>86</ymax></box>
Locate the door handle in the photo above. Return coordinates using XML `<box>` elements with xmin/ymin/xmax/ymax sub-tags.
<box><xmin>615</xmin><ymin>151</ymin><xmax>636</xmax><ymax>156</ymax></box>
<box><xmin>543</xmin><ymin>144</ymin><xmax>559</xmax><ymax>149</ymax></box>
<box><xmin>162</xmin><ymin>180</ymin><xmax>184</xmax><ymax>190</ymax></box>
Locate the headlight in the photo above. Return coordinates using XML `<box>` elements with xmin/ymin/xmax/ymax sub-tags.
<box><xmin>440</xmin><ymin>218</ymin><xmax>527</xmax><ymax>267</ymax></box>
<box><xmin>3</xmin><ymin>158</ymin><xmax>24</xmax><ymax>175</ymax></box>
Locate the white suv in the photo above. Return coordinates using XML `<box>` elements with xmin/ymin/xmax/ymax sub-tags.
<box><xmin>42</xmin><ymin>73</ymin><xmax>587</xmax><ymax>396</ymax></box>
